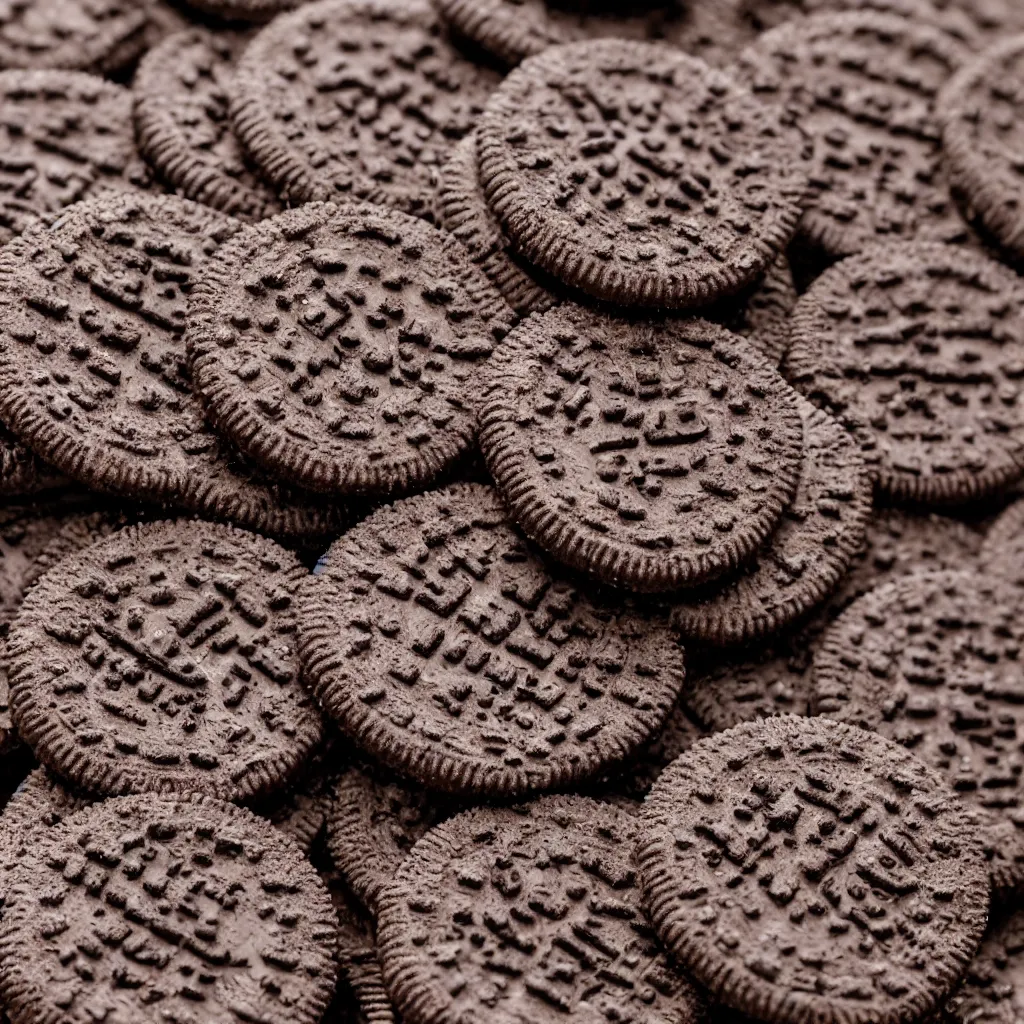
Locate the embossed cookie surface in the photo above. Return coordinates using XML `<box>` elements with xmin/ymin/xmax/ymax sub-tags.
<box><xmin>0</xmin><ymin>793</ymin><xmax>338</xmax><ymax>1024</ymax></box>
<box><xmin>477</xmin><ymin>39</ymin><xmax>808</xmax><ymax>308</ymax></box>
<box><xmin>946</xmin><ymin>906</ymin><xmax>1024</xmax><ymax>1024</ymax></box>
<box><xmin>0</xmin><ymin>193</ymin><xmax>348</xmax><ymax>538</ymax></box>
<box><xmin>7</xmin><ymin>519</ymin><xmax>323</xmax><ymax>800</ymax></box>
<box><xmin>736</xmin><ymin>12</ymin><xmax>971</xmax><ymax>256</ymax></box>
<box><xmin>298</xmin><ymin>484</ymin><xmax>686</xmax><ymax>796</ymax></box>
<box><xmin>230</xmin><ymin>0</ymin><xmax>500</xmax><ymax>218</ymax></box>
<box><xmin>813</xmin><ymin>568</ymin><xmax>1024</xmax><ymax>893</ymax></box>
<box><xmin>785</xmin><ymin>242</ymin><xmax>1024</xmax><ymax>503</ymax></box>
<box><xmin>638</xmin><ymin>716</ymin><xmax>990</xmax><ymax>1024</ymax></box>
<box><xmin>479</xmin><ymin>306</ymin><xmax>804</xmax><ymax>591</ymax></box>
<box><xmin>377</xmin><ymin>795</ymin><xmax>708</xmax><ymax>1024</ymax></box>
<box><xmin>187</xmin><ymin>202</ymin><xmax>511</xmax><ymax>497</ymax></box>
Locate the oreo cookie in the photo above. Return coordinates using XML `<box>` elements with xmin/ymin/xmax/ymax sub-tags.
<box><xmin>0</xmin><ymin>425</ymin><xmax>66</xmax><ymax>499</ymax></box>
<box><xmin>946</xmin><ymin>905</ymin><xmax>1024</xmax><ymax>1024</ymax></box>
<box><xmin>479</xmin><ymin>306</ymin><xmax>805</xmax><ymax>591</ymax></box>
<box><xmin>134</xmin><ymin>28</ymin><xmax>282</xmax><ymax>222</ymax></box>
<box><xmin>785</xmin><ymin>241</ymin><xmax>1024</xmax><ymax>503</ymax></box>
<box><xmin>0</xmin><ymin>193</ymin><xmax>349</xmax><ymax>539</ymax></box>
<box><xmin>477</xmin><ymin>39</ymin><xmax>809</xmax><ymax>308</ymax></box>
<box><xmin>377</xmin><ymin>795</ymin><xmax>708</xmax><ymax>1024</ymax></box>
<box><xmin>187</xmin><ymin>201</ymin><xmax>512</xmax><ymax>497</ymax></box>
<box><xmin>813</xmin><ymin>569</ymin><xmax>1024</xmax><ymax>894</ymax></box>
<box><xmin>736</xmin><ymin>11</ymin><xmax>972</xmax><ymax>257</ymax></box>
<box><xmin>7</xmin><ymin>518</ymin><xmax>324</xmax><ymax>800</ymax></box>
<box><xmin>230</xmin><ymin>0</ymin><xmax>500</xmax><ymax>218</ymax></box>
<box><xmin>638</xmin><ymin>716</ymin><xmax>990</xmax><ymax>1024</ymax></box>
<box><xmin>0</xmin><ymin>792</ymin><xmax>338</xmax><ymax>1024</ymax></box>
<box><xmin>980</xmin><ymin>498</ymin><xmax>1024</xmax><ymax>587</ymax></box>
<box><xmin>299</xmin><ymin>484</ymin><xmax>686</xmax><ymax>797</ymax></box>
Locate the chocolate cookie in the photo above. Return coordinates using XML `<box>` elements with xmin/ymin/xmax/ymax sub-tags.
<box><xmin>328</xmin><ymin>765</ymin><xmax>461</xmax><ymax>917</ymax></box>
<box><xmin>946</xmin><ymin>905</ymin><xmax>1024</xmax><ymax>1024</ymax></box>
<box><xmin>672</xmin><ymin>401</ymin><xmax>871</xmax><ymax>645</ymax></box>
<box><xmin>735</xmin><ymin>12</ymin><xmax>972</xmax><ymax>257</ymax></box>
<box><xmin>814</xmin><ymin>568</ymin><xmax>1024</xmax><ymax>894</ymax></box>
<box><xmin>439</xmin><ymin>131</ymin><xmax>557</xmax><ymax>318</ymax></box>
<box><xmin>134</xmin><ymin>28</ymin><xmax>282</xmax><ymax>223</ymax></box>
<box><xmin>638</xmin><ymin>715</ymin><xmax>990</xmax><ymax>1024</ymax></box>
<box><xmin>940</xmin><ymin>37</ymin><xmax>1024</xmax><ymax>262</ymax></box>
<box><xmin>7</xmin><ymin>518</ymin><xmax>324</xmax><ymax>800</ymax></box>
<box><xmin>980</xmin><ymin>498</ymin><xmax>1024</xmax><ymax>587</ymax></box>
<box><xmin>299</xmin><ymin>484</ymin><xmax>687</xmax><ymax>797</ymax></box>
<box><xmin>0</xmin><ymin>193</ymin><xmax>349</xmax><ymax>539</ymax></box>
<box><xmin>0</xmin><ymin>792</ymin><xmax>338</xmax><ymax>1024</ymax></box>
<box><xmin>377</xmin><ymin>795</ymin><xmax>709</xmax><ymax>1024</ymax></box>
<box><xmin>0</xmin><ymin>71</ymin><xmax>149</xmax><ymax>246</ymax></box>
<box><xmin>479</xmin><ymin>306</ymin><xmax>804</xmax><ymax>591</ymax></box>
<box><xmin>0</xmin><ymin>424</ymin><xmax>66</xmax><ymax>498</ymax></box>
<box><xmin>230</xmin><ymin>0</ymin><xmax>500</xmax><ymax>218</ymax></box>
<box><xmin>477</xmin><ymin>39</ymin><xmax>808</xmax><ymax>308</ymax></box>
<box><xmin>187</xmin><ymin>201</ymin><xmax>512</xmax><ymax>498</ymax></box>
<box><xmin>0</xmin><ymin>0</ymin><xmax>150</xmax><ymax>73</ymax></box>
<box><xmin>785</xmin><ymin>241</ymin><xmax>1024</xmax><ymax>503</ymax></box>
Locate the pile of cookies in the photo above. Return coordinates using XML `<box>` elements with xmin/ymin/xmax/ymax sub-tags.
<box><xmin>0</xmin><ymin>0</ymin><xmax>1022</xmax><ymax>1023</ymax></box>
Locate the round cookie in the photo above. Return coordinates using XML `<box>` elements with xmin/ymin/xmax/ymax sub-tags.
<box><xmin>671</xmin><ymin>401</ymin><xmax>871</xmax><ymax>645</ymax></box>
<box><xmin>940</xmin><ymin>36</ymin><xmax>1024</xmax><ymax>262</ymax></box>
<box><xmin>0</xmin><ymin>71</ymin><xmax>148</xmax><ymax>247</ymax></box>
<box><xmin>0</xmin><ymin>792</ymin><xmax>338</xmax><ymax>1024</ymax></box>
<box><xmin>785</xmin><ymin>241</ymin><xmax>1024</xmax><ymax>503</ymax></box>
<box><xmin>813</xmin><ymin>568</ymin><xmax>1024</xmax><ymax>894</ymax></box>
<box><xmin>477</xmin><ymin>39</ymin><xmax>809</xmax><ymax>309</ymax></box>
<box><xmin>980</xmin><ymin>498</ymin><xmax>1024</xmax><ymax>586</ymax></box>
<box><xmin>377</xmin><ymin>795</ymin><xmax>709</xmax><ymax>1024</ymax></box>
<box><xmin>735</xmin><ymin>12</ymin><xmax>972</xmax><ymax>258</ymax></box>
<box><xmin>298</xmin><ymin>483</ymin><xmax>687</xmax><ymax>797</ymax></box>
<box><xmin>328</xmin><ymin>765</ymin><xmax>461</xmax><ymax>917</ymax></box>
<box><xmin>7</xmin><ymin>518</ymin><xmax>324</xmax><ymax>800</ymax></box>
<box><xmin>438</xmin><ymin>131</ymin><xmax>557</xmax><ymax>318</ymax></box>
<box><xmin>946</xmin><ymin>905</ymin><xmax>1024</xmax><ymax>1024</ymax></box>
<box><xmin>0</xmin><ymin>424</ymin><xmax>67</xmax><ymax>498</ymax></box>
<box><xmin>479</xmin><ymin>305</ymin><xmax>804</xmax><ymax>592</ymax></box>
<box><xmin>187</xmin><ymin>202</ymin><xmax>513</xmax><ymax>498</ymax></box>
<box><xmin>134</xmin><ymin>28</ymin><xmax>282</xmax><ymax>223</ymax></box>
<box><xmin>0</xmin><ymin>192</ymin><xmax>349</xmax><ymax>539</ymax></box>
<box><xmin>230</xmin><ymin>0</ymin><xmax>500</xmax><ymax>218</ymax></box>
<box><xmin>0</xmin><ymin>0</ymin><xmax>150</xmax><ymax>74</ymax></box>
<box><xmin>637</xmin><ymin>715</ymin><xmax>990</xmax><ymax>1024</ymax></box>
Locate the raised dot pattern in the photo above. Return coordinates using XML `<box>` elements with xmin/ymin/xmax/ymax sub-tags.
<box><xmin>187</xmin><ymin>202</ymin><xmax>511</xmax><ymax>496</ymax></box>
<box><xmin>736</xmin><ymin>13</ymin><xmax>970</xmax><ymax>255</ymax></box>
<box><xmin>946</xmin><ymin>908</ymin><xmax>1024</xmax><ymax>1024</ymax></box>
<box><xmin>7</xmin><ymin>519</ymin><xmax>323</xmax><ymax>799</ymax></box>
<box><xmin>638</xmin><ymin>716</ymin><xmax>989</xmax><ymax>1024</ymax></box>
<box><xmin>378</xmin><ymin>796</ymin><xmax>706</xmax><ymax>1024</ymax></box>
<box><xmin>785</xmin><ymin>242</ymin><xmax>1024</xmax><ymax>501</ymax></box>
<box><xmin>0</xmin><ymin>794</ymin><xmax>338</xmax><ymax>1024</ymax></box>
<box><xmin>478</xmin><ymin>40</ymin><xmax>807</xmax><ymax>307</ymax></box>
<box><xmin>300</xmin><ymin>484</ymin><xmax>685</xmax><ymax>796</ymax></box>
<box><xmin>480</xmin><ymin>305</ymin><xmax>804</xmax><ymax>591</ymax></box>
<box><xmin>230</xmin><ymin>0</ymin><xmax>500</xmax><ymax>218</ymax></box>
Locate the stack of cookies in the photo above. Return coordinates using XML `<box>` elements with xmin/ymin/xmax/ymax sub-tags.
<box><xmin>0</xmin><ymin>0</ymin><xmax>1020</xmax><ymax>1023</ymax></box>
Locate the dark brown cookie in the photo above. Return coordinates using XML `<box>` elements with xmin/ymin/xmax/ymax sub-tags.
<box><xmin>0</xmin><ymin>0</ymin><xmax>151</xmax><ymax>73</ymax></box>
<box><xmin>735</xmin><ymin>12</ymin><xmax>972</xmax><ymax>257</ymax></box>
<box><xmin>980</xmin><ymin>498</ymin><xmax>1024</xmax><ymax>587</ymax></box>
<box><xmin>0</xmin><ymin>424</ymin><xmax>67</xmax><ymax>498</ymax></box>
<box><xmin>946</xmin><ymin>905</ymin><xmax>1024</xmax><ymax>1023</ymax></box>
<box><xmin>187</xmin><ymin>201</ymin><xmax>512</xmax><ymax>498</ymax></box>
<box><xmin>479</xmin><ymin>305</ymin><xmax>804</xmax><ymax>591</ymax></box>
<box><xmin>7</xmin><ymin>518</ymin><xmax>324</xmax><ymax>800</ymax></box>
<box><xmin>477</xmin><ymin>39</ymin><xmax>808</xmax><ymax>308</ymax></box>
<box><xmin>785</xmin><ymin>241</ymin><xmax>1024</xmax><ymax>503</ymax></box>
<box><xmin>230</xmin><ymin>0</ymin><xmax>500</xmax><ymax>218</ymax></box>
<box><xmin>940</xmin><ymin>37</ymin><xmax>1024</xmax><ymax>262</ymax></box>
<box><xmin>377</xmin><ymin>795</ymin><xmax>709</xmax><ymax>1024</ymax></box>
<box><xmin>0</xmin><ymin>71</ymin><xmax>149</xmax><ymax>246</ymax></box>
<box><xmin>299</xmin><ymin>483</ymin><xmax>687</xmax><ymax>797</ymax></box>
<box><xmin>134</xmin><ymin>28</ymin><xmax>282</xmax><ymax>222</ymax></box>
<box><xmin>814</xmin><ymin>568</ymin><xmax>1024</xmax><ymax>894</ymax></box>
<box><xmin>328</xmin><ymin>765</ymin><xmax>461</xmax><ymax>917</ymax></box>
<box><xmin>0</xmin><ymin>792</ymin><xmax>338</xmax><ymax>1024</ymax></box>
<box><xmin>671</xmin><ymin>401</ymin><xmax>871</xmax><ymax>645</ymax></box>
<box><xmin>0</xmin><ymin>192</ymin><xmax>350</xmax><ymax>539</ymax></box>
<box><xmin>638</xmin><ymin>715</ymin><xmax>990</xmax><ymax>1024</ymax></box>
